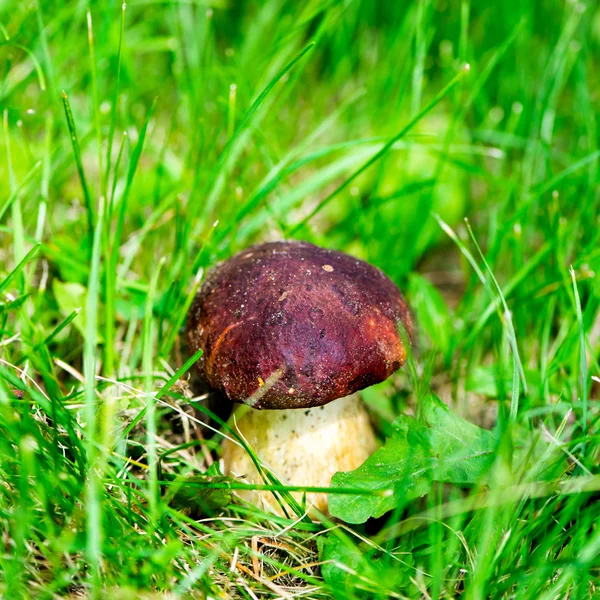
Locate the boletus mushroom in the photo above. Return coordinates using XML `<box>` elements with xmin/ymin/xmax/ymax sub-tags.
<box><xmin>186</xmin><ymin>240</ymin><xmax>412</xmax><ymax>514</ymax></box>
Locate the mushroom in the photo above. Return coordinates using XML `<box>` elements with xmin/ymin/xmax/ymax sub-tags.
<box><xmin>186</xmin><ymin>240</ymin><xmax>412</xmax><ymax>514</ymax></box>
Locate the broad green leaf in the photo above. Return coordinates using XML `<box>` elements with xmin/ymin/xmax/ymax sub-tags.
<box><xmin>329</xmin><ymin>394</ymin><xmax>497</xmax><ymax>523</ymax></box>
<box><xmin>422</xmin><ymin>394</ymin><xmax>497</xmax><ymax>485</ymax></box>
<box><xmin>318</xmin><ymin>533</ymin><xmax>413</xmax><ymax>598</ymax></box>
<box><xmin>329</xmin><ymin>416</ymin><xmax>433</xmax><ymax>524</ymax></box>
<box><xmin>53</xmin><ymin>280</ymin><xmax>103</xmax><ymax>343</ymax></box>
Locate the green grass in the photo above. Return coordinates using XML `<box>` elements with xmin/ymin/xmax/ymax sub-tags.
<box><xmin>1</xmin><ymin>0</ymin><xmax>599</xmax><ymax>597</ymax></box>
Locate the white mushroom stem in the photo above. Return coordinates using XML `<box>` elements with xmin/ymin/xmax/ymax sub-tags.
<box><xmin>222</xmin><ymin>393</ymin><xmax>377</xmax><ymax>515</ymax></box>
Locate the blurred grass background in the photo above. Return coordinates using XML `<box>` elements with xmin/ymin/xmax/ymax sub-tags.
<box><xmin>1</xmin><ymin>0</ymin><xmax>599</xmax><ymax>597</ymax></box>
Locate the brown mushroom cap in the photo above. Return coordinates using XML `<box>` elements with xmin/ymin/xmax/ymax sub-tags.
<box><xmin>186</xmin><ymin>241</ymin><xmax>412</xmax><ymax>410</ymax></box>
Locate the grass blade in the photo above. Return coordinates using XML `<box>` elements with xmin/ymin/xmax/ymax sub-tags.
<box><xmin>0</xmin><ymin>245</ymin><xmax>41</xmax><ymax>296</ymax></box>
<box><xmin>118</xmin><ymin>347</ymin><xmax>204</xmax><ymax>443</ymax></box>
<box><xmin>464</xmin><ymin>219</ymin><xmax>527</xmax><ymax>420</ymax></box>
<box><xmin>62</xmin><ymin>91</ymin><xmax>94</xmax><ymax>245</ymax></box>
<box><xmin>16</xmin><ymin>309</ymin><xmax>80</xmax><ymax>366</ymax></box>
<box><xmin>0</xmin><ymin>42</ymin><xmax>46</xmax><ymax>92</ymax></box>
<box><xmin>0</xmin><ymin>161</ymin><xmax>42</xmax><ymax>224</ymax></box>
<box><xmin>104</xmin><ymin>3</ymin><xmax>126</xmax><ymax>199</ymax></box>
<box><xmin>144</xmin><ymin>256</ymin><xmax>165</xmax><ymax>525</ymax></box>
<box><xmin>84</xmin><ymin>197</ymin><xmax>104</xmax><ymax>594</ymax></box>
<box><xmin>87</xmin><ymin>9</ymin><xmax>103</xmax><ymax>192</ymax></box>
<box><xmin>570</xmin><ymin>266</ymin><xmax>588</xmax><ymax>439</ymax></box>
<box><xmin>3</xmin><ymin>110</ymin><xmax>25</xmax><ymax>294</ymax></box>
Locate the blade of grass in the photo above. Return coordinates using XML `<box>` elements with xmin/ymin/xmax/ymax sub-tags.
<box><xmin>34</xmin><ymin>115</ymin><xmax>52</xmax><ymax>242</ymax></box>
<box><xmin>0</xmin><ymin>42</ymin><xmax>46</xmax><ymax>92</ymax></box>
<box><xmin>16</xmin><ymin>309</ymin><xmax>80</xmax><ymax>366</ymax></box>
<box><xmin>434</xmin><ymin>214</ymin><xmax>487</xmax><ymax>285</ymax></box>
<box><xmin>464</xmin><ymin>218</ymin><xmax>527</xmax><ymax>420</ymax></box>
<box><xmin>3</xmin><ymin>110</ymin><xmax>25</xmax><ymax>294</ymax></box>
<box><xmin>0</xmin><ymin>245</ymin><xmax>41</xmax><ymax>296</ymax></box>
<box><xmin>87</xmin><ymin>9</ymin><xmax>103</xmax><ymax>193</ymax></box>
<box><xmin>117</xmin><ymin>346</ymin><xmax>204</xmax><ymax>443</ymax></box>
<box><xmin>160</xmin><ymin>480</ymin><xmax>394</xmax><ymax>497</ymax></box>
<box><xmin>0</xmin><ymin>161</ymin><xmax>42</xmax><ymax>224</ymax></box>
<box><xmin>227</xmin><ymin>82</ymin><xmax>237</xmax><ymax>139</ymax></box>
<box><xmin>144</xmin><ymin>256</ymin><xmax>165</xmax><ymax>525</ymax></box>
<box><xmin>103</xmin><ymin>136</ymin><xmax>124</xmax><ymax>377</ymax></box>
<box><xmin>109</xmin><ymin>131</ymin><xmax>128</xmax><ymax>219</ymax></box>
<box><xmin>35</xmin><ymin>0</ymin><xmax>57</xmax><ymax>100</ymax></box>
<box><xmin>459</xmin><ymin>0</ymin><xmax>470</xmax><ymax>63</ymax></box>
<box><xmin>104</xmin><ymin>3</ymin><xmax>126</xmax><ymax>199</ymax></box>
<box><xmin>83</xmin><ymin>197</ymin><xmax>104</xmax><ymax>595</ymax></box>
<box><xmin>411</xmin><ymin>0</ymin><xmax>431</xmax><ymax>116</ymax></box>
<box><xmin>62</xmin><ymin>91</ymin><xmax>94</xmax><ymax>246</ymax></box>
<box><xmin>570</xmin><ymin>266</ymin><xmax>588</xmax><ymax>440</ymax></box>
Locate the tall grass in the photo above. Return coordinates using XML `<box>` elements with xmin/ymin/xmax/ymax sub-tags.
<box><xmin>0</xmin><ymin>0</ymin><xmax>599</xmax><ymax>598</ymax></box>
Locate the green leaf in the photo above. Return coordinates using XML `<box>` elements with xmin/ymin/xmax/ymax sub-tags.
<box><xmin>52</xmin><ymin>280</ymin><xmax>103</xmax><ymax>343</ymax></box>
<box><xmin>318</xmin><ymin>534</ymin><xmax>413</xmax><ymax>598</ymax></box>
<box><xmin>422</xmin><ymin>394</ymin><xmax>497</xmax><ymax>485</ymax></box>
<box><xmin>329</xmin><ymin>417</ymin><xmax>432</xmax><ymax>523</ymax></box>
<box><xmin>329</xmin><ymin>394</ymin><xmax>497</xmax><ymax>523</ymax></box>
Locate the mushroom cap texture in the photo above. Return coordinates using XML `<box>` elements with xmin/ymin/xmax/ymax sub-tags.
<box><xmin>186</xmin><ymin>241</ymin><xmax>412</xmax><ymax>409</ymax></box>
